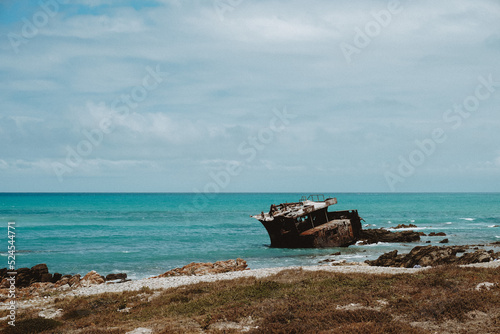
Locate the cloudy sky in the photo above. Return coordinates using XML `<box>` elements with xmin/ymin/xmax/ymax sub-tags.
<box><xmin>1</xmin><ymin>0</ymin><xmax>499</xmax><ymax>192</ymax></box>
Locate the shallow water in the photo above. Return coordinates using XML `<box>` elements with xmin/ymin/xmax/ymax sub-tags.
<box><xmin>0</xmin><ymin>193</ymin><xmax>499</xmax><ymax>279</ymax></box>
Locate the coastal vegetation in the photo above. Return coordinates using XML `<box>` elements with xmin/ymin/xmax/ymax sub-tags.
<box><xmin>1</xmin><ymin>265</ymin><xmax>498</xmax><ymax>333</ymax></box>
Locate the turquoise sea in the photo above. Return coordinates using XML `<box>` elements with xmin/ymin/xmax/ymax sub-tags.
<box><xmin>1</xmin><ymin>193</ymin><xmax>499</xmax><ymax>279</ymax></box>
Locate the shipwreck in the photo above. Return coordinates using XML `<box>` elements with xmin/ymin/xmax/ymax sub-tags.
<box><xmin>251</xmin><ymin>195</ymin><xmax>363</xmax><ymax>248</ymax></box>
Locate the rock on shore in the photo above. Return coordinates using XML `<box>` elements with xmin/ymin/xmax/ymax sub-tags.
<box><xmin>366</xmin><ymin>245</ymin><xmax>500</xmax><ymax>268</ymax></box>
<box><xmin>0</xmin><ymin>264</ymin><xmax>59</xmax><ymax>288</ymax></box>
<box><xmin>0</xmin><ymin>259</ymin><xmax>248</xmax><ymax>300</ymax></box>
<box><xmin>153</xmin><ymin>258</ymin><xmax>248</xmax><ymax>278</ymax></box>
<box><xmin>0</xmin><ymin>264</ymin><xmax>129</xmax><ymax>300</ymax></box>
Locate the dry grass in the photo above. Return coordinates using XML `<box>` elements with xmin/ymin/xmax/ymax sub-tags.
<box><xmin>1</xmin><ymin>265</ymin><xmax>499</xmax><ymax>334</ymax></box>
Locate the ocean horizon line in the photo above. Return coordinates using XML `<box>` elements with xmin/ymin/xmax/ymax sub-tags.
<box><xmin>1</xmin><ymin>191</ymin><xmax>500</xmax><ymax>195</ymax></box>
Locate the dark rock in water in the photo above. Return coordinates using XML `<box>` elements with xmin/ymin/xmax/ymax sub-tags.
<box><xmin>426</xmin><ymin>241</ymin><xmax>431</xmax><ymax>243</ymax></box>
<box><xmin>18</xmin><ymin>263</ymin><xmax>49</xmax><ymax>287</ymax></box>
<box><xmin>393</xmin><ymin>224</ymin><xmax>417</xmax><ymax>229</ymax></box>
<box><xmin>318</xmin><ymin>252</ymin><xmax>342</xmax><ymax>263</ymax></box>
<box><xmin>52</xmin><ymin>273</ymin><xmax>62</xmax><ymax>283</ymax></box>
<box><xmin>105</xmin><ymin>273</ymin><xmax>127</xmax><ymax>281</ymax></box>
<box><xmin>0</xmin><ymin>263</ymin><xmax>63</xmax><ymax>288</ymax></box>
<box><xmin>439</xmin><ymin>238</ymin><xmax>449</xmax><ymax>244</ymax></box>
<box><xmin>40</xmin><ymin>273</ymin><xmax>53</xmax><ymax>283</ymax></box>
<box><xmin>418</xmin><ymin>232</ymin><xmax>426</xmax><ymax>236</ymax></box>
<box><xmin>366</xmin><ymin>245</ymin><xmax>493</xmax><ymax>268</ymax></box>
<box><xmin>16</xmin><ymin>268</ymin><xmax>32</xmax><ymax>288</ymax></box>
<box><xmin>368</xmin><ymin>250</ymin><xmax>401</xmax><ymax>267</ymax></box>
<box><xmin>319</xmin><ymin>258</ymin><xmax>334</xmax><ymax>264</ymax></box>
<box><xmin>31</xmin><ymin>263</ymin><xmax>49</xmax><ymax>275</ymax></box>
<box><xmin>429</xmin><ymin>232</ymin><xmax>446</xmax><ymax>236</ymax></box>
<box><xmin>359</xmin><ymin>229</ymin><xmax>421</xmax><ymax>244</ymax></box>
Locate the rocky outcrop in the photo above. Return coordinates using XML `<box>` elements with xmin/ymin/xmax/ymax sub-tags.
<box><xmin>73</xmin><ymin>271</ymin><xmax>105</xmax><ymax>288</ymax></box>
<box><xmin>0</xmin><ymin>263</ymin><xmax>132</xmax><ymax>290</ymax></box>
<box><xmin>154</xmin><ymin>258</ymin><xmax>248</xmax><ymax>278</ymax></box>
<box><xmin>106</xmin><ymin>273</ymin><xmax>128</xmax><ymax>282</ymax></box>
<box><xmin>455</xmin><ymin>249</ymin><xmax>492</xmax><ymax>264</ymax></box>
<box><xmin>31</xmin><ymin>264</ymin><xmax>50</xmax><ymax>282</ymax></box>
<box><xmin>54</xmin><ymin>275</ymin><xmax>71</xmax><ymax>288</ymax></box>
<box><xmin>52</xmin><ymin>273</ymin><xmax>62</xmax><ymax>282</ymax></box>
<box><xmin>366</xmin><ymin>245</ymin><xmax>499</xmax><ymax>268</ymax></box>
<box><xmin>358</xmin><ymin>229</ymin><xmax>421</xmax><ymax>244</ymax></box>
<box><xmin>0</xmin><ymin>260</ymin><xmax>249</xmax><ymax>301</ymax></box>
<box><xmin>0</xmin><ymin>264</ymin><xmax>61</xmax><ymax>288</ymax></box>
<box><xmin>393</xmin><ymin>224</ymin><xmax>417</xmax><ymax>229</ymax></box>
<box><xmin>365</xmin><ymin>250</ymin><xmax>400</xmax><ymax>267</ymax></box>
<box><xmin>428</xmin><ymin>232</ymin><xmax>446</xmax><ymax>236</ymax></box>
<box><xmin>68</xmin><ymin>274</ymin><xmax>81</xmax><ymax>287</ymax></box>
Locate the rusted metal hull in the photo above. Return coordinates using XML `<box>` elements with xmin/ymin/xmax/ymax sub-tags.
<box><xmin>259</xmin><ymin>210</ymin><xmax>362</xmax><ymax>248</ymax></box>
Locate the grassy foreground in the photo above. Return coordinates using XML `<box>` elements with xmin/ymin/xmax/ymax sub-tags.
<box><xmin>1</xmin><ymin>265</ymin><xmax>499</xmax><ymax>334</ymax></box>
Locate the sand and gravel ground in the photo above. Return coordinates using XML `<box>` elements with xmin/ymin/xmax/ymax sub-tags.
<box><xmin>2</xmin><ymin>261</ymin><xmax>498</xmax><ymax>334</ymax></box>
<box><xmin>59</xmin><ymin>260</ymin><xmax>500</xmax><ymax>297</ymax></box>
<box><xmin>7</xmin><ymin>260</ymin><xmax>499</xmax><ymax>312</ymax></box>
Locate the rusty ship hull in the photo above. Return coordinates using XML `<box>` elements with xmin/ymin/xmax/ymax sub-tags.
<box><xmin>252</xmin><ymin>196</ymin><xmax>362</xmax><ymax>248</ymax></box>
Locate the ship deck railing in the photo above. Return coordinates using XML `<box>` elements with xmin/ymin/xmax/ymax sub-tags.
<box><xmin>300</xmin><ymin>194</ymin><xmax>326</xmax><ymax>202</ymax></box>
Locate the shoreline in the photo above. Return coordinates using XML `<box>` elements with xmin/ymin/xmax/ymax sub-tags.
<box><xmin>3</xmin><ymin>251</ymin><xmax>499</xmax><ymax>332</ymax></box>
<box><xmin>66</xmin><ymin>260</ymin><xmax>500</xmax><ymax>297</ymax></box>
<box><xmin>2</xmin><ymin>242</ymin><xmax>499</xmax><ymax>313</ymax></box>
<box><xmin>3</xmin><ymin>260</ymin><xmax>497</xmax><ymax>325</ymax></box>
<box><xmin>1</xmin><ymin>262</ymin><xmax>432</xmax><ymax>311</ymax></box>
<box><xmin>68</xmin><ymin>264</ymin><xmax>427</xmax><ymax>297</ymax></box>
